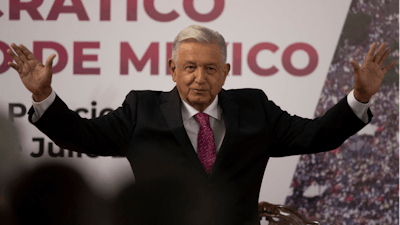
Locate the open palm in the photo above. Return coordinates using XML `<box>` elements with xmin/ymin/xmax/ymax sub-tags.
<box><xmin>350</xmin><ymin>42</ymin><xmax>396</xmax><ymax>102</ymax></box>
<box><xmin>7</xmin><ymin>43</ymin><xmax>56</xmax><ymax>101</ymax></box>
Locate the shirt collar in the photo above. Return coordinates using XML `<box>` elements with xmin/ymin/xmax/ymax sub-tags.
<box><xmin>181</xmin><ymin>96</ymin><xmax>222</xmax><ymax>122</ymax></box>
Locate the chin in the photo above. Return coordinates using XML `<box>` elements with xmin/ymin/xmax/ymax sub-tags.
<box><xmin>188</xmin><ymin>97</ymin><xmax>211</xmax><ymax>106</ymax></box>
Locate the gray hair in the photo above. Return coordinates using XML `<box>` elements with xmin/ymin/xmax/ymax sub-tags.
<box><xmin>171</xmin><ymin>25</ymin><xmax>227</xmax><ymax>64</ymax></box>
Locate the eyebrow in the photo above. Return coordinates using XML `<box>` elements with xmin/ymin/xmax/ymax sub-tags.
<box><xmin>181</xmin><ymin>61</ymin><xmax>218</xmax><ymax>67</ymax></box>
<box><xmin>182</xmin><ymin>61</ymin><xmax>195</xmax><ymax>66</ymax></box>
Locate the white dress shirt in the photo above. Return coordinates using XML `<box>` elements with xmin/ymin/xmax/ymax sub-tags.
<box><xmin>31</xmin><ymin>89</ymin><xmax>370</xmax><ymax>152</ymax></box>
<box><xmin>181</xmin><ymin>96</ymin><xmax>225</xmax><ymax>153</ymax></box>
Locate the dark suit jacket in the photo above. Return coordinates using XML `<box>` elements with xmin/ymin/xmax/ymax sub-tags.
<box><xmin>29</xmin><ymin>87</ymin><xmax>370</xmax><ymax>225</ymax></box>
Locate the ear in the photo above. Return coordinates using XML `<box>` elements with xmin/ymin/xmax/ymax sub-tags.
<box><xmin>222</xmin><ymin>63</ymin><xmax>230</xmax><ymax>84</ymax></box>
<box><xmin>168</xmin><ymin>58</ymin><xmax>177</xmax><ymax>82</ymax></box>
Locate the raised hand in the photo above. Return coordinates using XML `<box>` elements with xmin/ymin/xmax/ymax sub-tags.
<box><xmin>350</xmin><ymin>42</ymin><xmax>396</xmax><ymax>103</ymax></box>
<box><xmin>7</xmin><ymin>43</ymin><xmax>56</xmax><ymax>102</ymax></box>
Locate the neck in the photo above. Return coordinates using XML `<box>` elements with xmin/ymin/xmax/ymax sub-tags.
<box><xmin>180</xmin><ymin>97</ymin><xmax>214</xmax><ymax>113</ymax></box>
<box><xmin>188</xmin><ymin>101</ymin><xmax>209</xmax><ymax>112</ymax></box>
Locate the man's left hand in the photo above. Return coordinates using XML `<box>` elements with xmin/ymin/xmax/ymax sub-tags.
<box><xmin>350</xmin><ymin>42</ymin><xmax>396</xmax><ymax>103</ymax></box>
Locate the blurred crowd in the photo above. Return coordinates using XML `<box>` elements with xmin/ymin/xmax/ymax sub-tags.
<box><xmin>0</xmin><ymin>113</ymin><xmax>108</xmax><ymax>225</ymax></box>
<box><xmin>0</xmin><ymin>111</ymin><xmax>172</xmax><ymax>225</ymax></box>
<box><xmin>285</xmin><ymin>0</ymin><xmax>399</xmax><ymax>224</ymax></box>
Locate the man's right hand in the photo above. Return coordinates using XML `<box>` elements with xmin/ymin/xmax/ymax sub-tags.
<box><xmin>7</xmin><ymin>43</ymin><xmax>56</xmax><ymax>102</ymax></box>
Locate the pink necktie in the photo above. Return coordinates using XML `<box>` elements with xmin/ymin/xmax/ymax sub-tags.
<box><xmin>194</xmin><ymin>113</ymin><xmax>216</xmax><ymax>174</ymax></box>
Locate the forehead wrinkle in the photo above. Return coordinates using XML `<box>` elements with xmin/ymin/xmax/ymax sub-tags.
<box><xmin>177</xmin><ymin>42</ymin><xmax>223</xmax><ymax>68</ymax></box>
<box><xmin>179</xmin><ymin>42</ymin><xmax>221</xmax><ymax>56</ymax></box>
<box><xmin>178</xmin><ymin>52</ymin><xmax>221</xmax><ymax>66</ymax></box>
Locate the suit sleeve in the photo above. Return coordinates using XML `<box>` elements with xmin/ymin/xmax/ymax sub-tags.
<box><xmin>261</xmin><ymin>91</ymin><xmax>372</xmax><ymax>157</ymax></box>
<box><xmin>28</xmin><ymin>91</ymin><xmax>138</xmax><ymax>156</ymax></box>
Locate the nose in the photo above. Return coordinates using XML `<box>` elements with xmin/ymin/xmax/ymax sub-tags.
<box><xmin>194</xmin><ymin>67</ymin><xmax>207</xmax><ymax>84</ymax></box>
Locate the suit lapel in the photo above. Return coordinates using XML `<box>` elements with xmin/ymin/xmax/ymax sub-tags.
<box><xmin>160</xmin><ymin>87</ymin><xmax>239</xmax><ymax>178</ymax></box>
<box><xmin>209</xmin><ymin>89</ymin><xmax>239</xmax><ymax>178</ymax></box>
<box><xmin>160</xmin><ymin>87</ymin><xmax>206</xmax><ymax>175</ymax></box>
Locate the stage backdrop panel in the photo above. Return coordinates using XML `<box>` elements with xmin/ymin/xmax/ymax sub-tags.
<box><xmin>3</xmin><ymin>4</ymin><xmax>396</xmax><ymax>222</ymax></box>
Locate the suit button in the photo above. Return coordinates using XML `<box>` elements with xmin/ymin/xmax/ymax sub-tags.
<box><xmin>207</xmin><ymin>183</ymin><xmax>212</xmax><ymax>188</ymax></box>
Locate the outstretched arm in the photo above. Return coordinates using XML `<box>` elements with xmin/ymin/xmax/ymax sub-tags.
<box><xmin>7</xmin><ymin>43</ymin><xmax>56</xmax><ymax>102</ymax></box>
<box><xmin>8</xmin><ymin>44</ymin><xmax>133</xmax><ymax>156</ymax></box>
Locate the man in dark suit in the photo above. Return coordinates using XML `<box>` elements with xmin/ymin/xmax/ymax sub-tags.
<box><xmin>7</xmin><ymin>25</ymin><xmax>395</xmax><ymax>224</ymax></box>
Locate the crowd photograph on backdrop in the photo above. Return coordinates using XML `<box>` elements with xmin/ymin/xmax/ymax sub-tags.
<box><xmin>285</xmin><ymin>1</ymin><xmax>399</xmax><ymax>224</ymax></box>
<box><xmin>0</xmin><ymin>0</ymin><xmax>398</xmax><ymax>224</ymax></box>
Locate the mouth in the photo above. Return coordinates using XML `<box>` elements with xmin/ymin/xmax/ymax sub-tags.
<box><xmin>191</xmin><ymin>88</ymin><xmax>208</xmax><ymax>93</ymax></box>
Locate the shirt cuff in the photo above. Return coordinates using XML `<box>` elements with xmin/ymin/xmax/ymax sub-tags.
<box><xmin>347</xmin><ymin>89</ymin><xmax>370</xmax><ymax>124</ymax></box>
<box><xmin>31</xmin><ymin>90</ymin><xmax>56</xmax><ymax>123</ymax></box>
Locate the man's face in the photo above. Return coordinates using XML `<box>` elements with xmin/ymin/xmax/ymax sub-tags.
<box><xmin>169</xmin><ymin>41</ymin><xmax>230</xmax><ymax>112</ymax></box>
